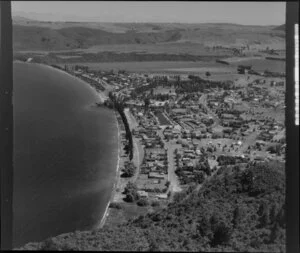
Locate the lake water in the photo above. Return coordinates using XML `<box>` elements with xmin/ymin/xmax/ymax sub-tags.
<box><xmin>13</xmin><ymin>62</ymin><xmax>118</xmax><ymax>247</ymax></box>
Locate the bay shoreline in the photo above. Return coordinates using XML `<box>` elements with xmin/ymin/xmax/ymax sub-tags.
<box><xmin>14</xmin><ymin>60</ymin><xmax>121</xmax><ymax>233</ymax></box>
<box><xmin>97</xmin><ymin>110</ymin><xmax>122</xmax><ymax>229</ymax></box>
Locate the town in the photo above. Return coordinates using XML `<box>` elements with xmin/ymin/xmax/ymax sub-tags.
<box><xmin>51</xmin><ymin>61</ymin><xmax>286</xmax><ymax>218</ymax></box>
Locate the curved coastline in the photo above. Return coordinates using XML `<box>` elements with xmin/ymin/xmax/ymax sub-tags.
<box><xmin>14</xmin><ymin>60</ymin><xmax>119</xmax><ymax>233</ymax></box>
<box><xmin>97</xmin><ymin>110</ymin><xmax>121</xmax><ymax>229</ymax></box>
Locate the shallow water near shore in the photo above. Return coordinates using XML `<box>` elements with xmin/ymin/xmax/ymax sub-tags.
<box><xmin>13</xmin><ymin>62</ymin><xmax>118</xmax><ymax>247</ymax></box>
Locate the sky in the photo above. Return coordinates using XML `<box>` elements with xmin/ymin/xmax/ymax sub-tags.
<box><xmin>12</xmin><ymin>1</ymin><xmax>286</xmax><ymax>25</ymax></box>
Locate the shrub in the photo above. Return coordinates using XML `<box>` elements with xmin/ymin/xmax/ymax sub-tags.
<box><xmin>121</xmin><ymin>163</ymin><xmax>136</xmax><ymax>177</ymax></box>
<box><xmin>40</xmin><ymin>238</ymin><xmax>59</xmax><ymax>251</ymax></box>
<box><xmin>210</xmin><ymin>222</ymin><xmax>232</xmax><ymax>246</ymax></box>
<box><xmin>137</xmin><ymin>198</ymin><xmax>149</xmax><ymax>206</ymax></box>
<box><xmin>109</xmin><ymin>202</ymin><xmax>122</xmax><ymax>209</ymax></box>
<box><xmin>151</xmin><ymin>200</ymin><xmax>160</xmax><ymax>207</ymax></box>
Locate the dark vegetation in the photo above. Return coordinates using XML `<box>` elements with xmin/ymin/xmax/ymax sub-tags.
<box><xmin>109</xmin><ymin>202</ymin><xmax>122</xmax><ymax>209</ymax></box>
<box><xmin>20</xmin><ymin>161</ymin><xmax>285</xmax><ymax>252</ymax></box>
<box><xmin>133</xmin><ymin>75</ymin><xmax>234</xmax><ymax>96</ymax></box>
<box><xmin>123</xmin><ymin>182</ymin><xmax>140</xmax><ymax>203</ymax></box>
<box><xmin>108</xmin><ymin>92</ymin><xmax>133</xmax><ymax>160</ymax></box>
<box><xmin>121</xmin><ymin>162</ymin><xmax>137</xmax><ymax>178</ymax></box>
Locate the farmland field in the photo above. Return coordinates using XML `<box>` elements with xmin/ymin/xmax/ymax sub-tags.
<box><xmin>68</xmin><ymin>42</ymin><xmax>230</xmax><ymax>56</ymax></box>
<box><xmin>17</xmin><ymin>42</ymin><xmax>230</xmax><ymax>56</ymax></box>
<box><xmin>57</xmin><ymin>61</ymin><xmax>236</xmax><ymax>74</ymax></box>
<box><xmin>228</xmin><ymin>58</ymin><xmax>285</xmax><ymax>73</ymax></box>
<box><xmin>165</xmin><ymin>66</ymin><xmax>234</xmax><ymax>73</ymax></box>
<box><xmin>57</xmin><ymin>61</ymin><xmax>223</xmax><ymax>73</ymax></box>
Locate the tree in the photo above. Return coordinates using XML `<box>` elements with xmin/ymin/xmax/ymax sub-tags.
<box><xmin>125</xmin><ymin>193</ymin><xmax>135</xmax><ymax>203</ymax></box>
<box><xmin>122</xmin><ymin>163</ymin><xmax>136</xmax><ymax>177</ymax></box>
<box><xmin>232</xmin><ymin>206</ymin><xmax>242</xmax><ymax>228</ymax></box>
<box><xmin>197</xmin><ymin>216</ymin><xmax>212</xmax><ymax>238</ymax></box>
<box><xmin>144</xmin><ymin>97</ymin><xmax>150</xmax><ymax>110</ymax></box>
<box><xmin>124</xmin><ymin>182</ymin><xmax>139</xmax><ymax>202</ymax></box>
<box><xmin>257</xmin><ymin>202</ymin><xmax>270</xmax><ymax>228</ymax></box>
<box><xmin>276</xmin><ymin>204</ymin><xmax>285</xmax><ymax>228</ymax></box>
<box><xmin>269</xmin><ymin>204</ymin><xmax>278</xmax><ymax>224</ymax></box>
<box><xmin>137</xmin><ymin>198</ymin><xmax>149</xmax><ymax>206</ymax></box>
<box><xmin>195</xmin><ymin>171</ymin><xmax>205</xmax><ymax>184</ymax></box>
<box><xmin>205</xmin><ymin>71</ymin><xmax>211</xmax><ymax>78</ymax></box>
<box><xmin>269</xmin><ymin>222</ymin><xmax>280</xmax><ymax>243</ymax></box>
<box><xmin>211</xmin><ymin>221</ymin><xmax>232</xmax><ymax>246</ymax></box>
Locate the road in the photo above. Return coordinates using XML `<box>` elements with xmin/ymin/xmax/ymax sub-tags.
<box><xmin>124</xmin><ymin>109</ymin><xmax>143</xmax><ymax>182</ymax></box>
<box><xmin>157</xmin><ymin>129</ymin><xmax>182</xmax><ymax>193</ymax></box>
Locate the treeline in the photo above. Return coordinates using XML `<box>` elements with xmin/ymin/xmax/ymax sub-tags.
<box><xmin>265</xmin><ymin>57</ymin><xmax>285</xmax><ymax>61</ymax></box>
<box><xmin>263</xmin><ymin>70</ymin><xmax>285</xmax><ymax>78</ymax></box>
<box><xmin>73</xmin><ymin>74</ymin><xmax>105</xmax><ymax>92</ymax></box>
<box><xmin>108</xmin><ymin>92</ymin><xmax>133</xmax><ymax>160</ymax></box>
<box><xmin>133</xmin><ymin>75</ymin><xmax>234</xmax><ymax>96</ymax></box>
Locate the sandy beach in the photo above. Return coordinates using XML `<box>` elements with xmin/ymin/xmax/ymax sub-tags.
<box><xmin>97</xmin><ymin>110</ymin><xmax>121</xmax><ymax>229</ymax></box>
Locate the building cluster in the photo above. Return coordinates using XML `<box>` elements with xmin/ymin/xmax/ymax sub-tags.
<box><xmin>61</xmin><ymin>63</ymin><xmax>285</xmax><ymax>198</ymax></box>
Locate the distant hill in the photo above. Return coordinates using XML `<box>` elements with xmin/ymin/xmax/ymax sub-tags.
<box><xmin>12</xmin><ymin>17</ymin><xmax>286</xmax><ymax>51</ymax></box>
<box><xmin>12</xmin><ymin>15</ymin><xmax>35</xmax><ymax>23</ymax></box>
<box><xmin>273</xmin><ymin>24</ymin><xmax>285</xmax><ymax>31</ymax></box>
<box><xmin>13</xmin><ymin>25</ymin><xmax>182</xmax><ymax>51</ymax></box>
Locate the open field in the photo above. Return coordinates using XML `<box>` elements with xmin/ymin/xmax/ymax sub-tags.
<box><xmin>226</xmin><ymin>57</ymin><xmax>285</xmax><ymax>73</ymax></box>
<box><xmin>57</xmin><ymin>61</ymin><xmax>220</xmax><ymax>73</ymax></box>
<box><xmin>54</xmin><ymin>42</ymin><xmax>230</xmax><ymax>56</ymax></box>
<box><xmin>165</xmin><ymin>66</ymin><xmax>234</xmax><ymax>73</ymax></box>
<box><xmin>55</xmin><ymin>55</ymin><xmax>284</xmax><ymax>75</ymax></box>
<box><xmin>57</xmin><ymin>61</ymin><xmax>235</xmax><ymax>73</ymax></box>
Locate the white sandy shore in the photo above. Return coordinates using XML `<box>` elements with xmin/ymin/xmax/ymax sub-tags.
<box><xmin>97</xmin><ymin>110</ymin><xmax>121</xmax><ymax>229</ymax></box>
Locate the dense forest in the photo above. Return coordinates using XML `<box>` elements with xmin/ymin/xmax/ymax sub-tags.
<box><xmin>20</xmin><ymin>161</ymin><xmax>285</xmax><ymax>252</ymax></box>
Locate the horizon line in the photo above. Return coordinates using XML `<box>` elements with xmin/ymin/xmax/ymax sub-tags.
<box><xmin>12</xmin><ymin>14</ymin><xmax>284</xmax><ymax>27</ymax></box>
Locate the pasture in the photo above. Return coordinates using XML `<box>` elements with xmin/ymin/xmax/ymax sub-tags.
<box><xmin>72</xmin><ymin>42</ymin><xmax>230</xmax><ymax>56</ymax></box>
<box><xmin>57</xmin><ymin>61</ymin><xmax>227</xmax><ymax>73</ymax></box>
<box><xmin>225</xmin><ymin>57</ymin><xmax>285</xmax><ymax>73</ymax></box>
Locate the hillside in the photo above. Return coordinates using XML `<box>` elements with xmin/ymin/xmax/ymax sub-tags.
<box><xmin>13</xmin><ymin>25</ymin><xmax>182</xmax><ymax>51</ymax></box>
<box><xmin>19</xmin><ymin>161</ymin><xmax>285</xmax><ymax>252</ymax></box>
<box><xmin>273</xmin><ymin>24</ymin><xmax>285</xmax><ymax>31</ymax></box>
<box><xmin>12</xmin><ymin>18</ymin><xmax>285</xmax><ymax>51</ymax></box>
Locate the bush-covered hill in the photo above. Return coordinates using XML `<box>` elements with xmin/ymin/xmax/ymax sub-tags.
<box><xmin>20</xmin><ymin>161</ymin><xmax>285</xmax><ymax>252</ymax></box>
